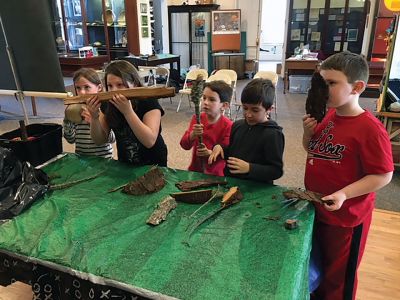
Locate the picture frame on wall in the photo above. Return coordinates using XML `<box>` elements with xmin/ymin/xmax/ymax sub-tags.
<box><xmin>72</xmin><ymin>0</ymin><xmax>81</xmax><ymax>16</ymax></box>
<box><xmin>212</xmin><ymin>9</ymin><xmax>240</xmax><ymax>35</ymax></box>
<box><xmin>140</xmin><ymin>3</ymin><xmax>147</xmax><ymax>14</ymax></box>
<box><xmin>141</xmin><ymin>15</ymin><xmax>148</xmax><ymax>26</ymax></box>
<box><xmin>347</xmin><ymin>29</ymin><xmax>358</xmax><ymax>42</ymax></box>
<box><xmin>141</xmin><ymin>27</ymin><xmax>149</xmax><ymax>38</ymax></box>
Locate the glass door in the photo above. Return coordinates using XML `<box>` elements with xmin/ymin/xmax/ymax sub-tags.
<box><xmin>307</xmin><ymin>0</ymin><xmax>325</xmax><ymax>52</ymax></box>
<box><xmin>324</xmin><ymin>0</ymin><xmax>346</xmax><ymax>54</ymax></box>
<box><xmin>63</xmin><ymin>0</ymin><xmax>85</xmax><ymax>51</ymax></box>
<box><xmin>191</xmin><ymin>12</ymin><xmax>210</xmax><ymax>69</ymax></box>
<box><xmin>50</xmin><ymin>0</ymin><xmax>66</xmax><ymax>53</ymax></box>
<box><xmin>105</xmin><ymin>0</ymin><xmax>128</xmax><ymax>59</ymax></box>
<box><xmin>171</xmin><ymin>12</ymin><xmax>190</xmax><ymax>71</ymax></box>
<box><xmin>345</xmin><ymin>0</ymin><xmax>366</xmax><ymax>53</ymax></box>
<box><xmin>288</xmin><ymin>0</ymin><xmax>309</xmax><ymax>56</ymax></box>
<box><xmin>85</xmin><ymin>0</ymin><xmax>107</xmax><ymax>55</ymax></box>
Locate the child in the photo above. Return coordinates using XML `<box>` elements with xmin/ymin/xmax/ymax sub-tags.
<box><xmin>86</xmin><ymin>60</ymin><xmax>168</xmax><ymax>166</ymax></box>
<box><xmin>63</xmin><ymin>68</ymin><xmax>115</xmax><ymax>158</ymax></box>
<box><xmin>180</xmin><ymin>80</ymin><xmax>233</xmax><ymax>176</ymax></box>
<box><xmin>208</xmin><ymin>78</ymin><xmax>284</xmax><ymax>183</ymax></box>
<box><xmin>302</xmin><ymin>51</ymin><xmax>393</xmax><ymax>300</ymax></box>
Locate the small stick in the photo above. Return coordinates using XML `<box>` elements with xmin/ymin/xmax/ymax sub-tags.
<box><xmin>108</xmin><ymin>183</ymin><xmax>127</xmax><ymax>193</ymax></box>
<box><xmin>49</xmin><ymin>171</ymin><xmax>104</xmax><ymax>190</ymax></box>
<box><xmin>188</xmin><ymin>187</ymin><xmax>222</xmax><ymax>218</ymax></box>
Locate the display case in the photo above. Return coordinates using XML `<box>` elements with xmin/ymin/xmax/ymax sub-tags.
<box><xmin>286</xmin><ymin>0</ymin><xmax>370</xmax><ymax>59</ymax></box>
<box><xmin>168</xmin><ymin>4</ymin><xmax>220</xmax><ymax>73</ymax></box>
<box><xmin>54</xmin><ymin>0</ymin><xmax>148</xmax><ymax>62</ymax></box>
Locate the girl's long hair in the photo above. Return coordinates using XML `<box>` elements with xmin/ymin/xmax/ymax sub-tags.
<box><xmin>103</xmin><ymin>60</ymin><xmax>143</xmax><ymax>127</ymax></box>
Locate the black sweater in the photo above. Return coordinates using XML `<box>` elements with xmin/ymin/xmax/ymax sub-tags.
<box><xmin>224</xmin><ymin>119</ymin><xmax>285</xmax><ymax>184</ymax></box>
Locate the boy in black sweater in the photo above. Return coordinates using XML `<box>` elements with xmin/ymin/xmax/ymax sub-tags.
<box><xmin>209</xmin><ymin>78</ymin><xmax>285</xmax><ymax>183</ymax></box>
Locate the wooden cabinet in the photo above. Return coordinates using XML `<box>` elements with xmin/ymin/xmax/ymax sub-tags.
<box><xmin>286</xmin><ymin>0</ymin><xmax>370</xmax><ymax>59</ymax></box>
<box><xmin>50</xmin><ymin>0</ymin><xmax>147</xmax><ymax>62</ymax></box>
<box><xmin>168</xmin><ymin>4</ymin><xmax>219</xmax><ymax>72</ymax></box>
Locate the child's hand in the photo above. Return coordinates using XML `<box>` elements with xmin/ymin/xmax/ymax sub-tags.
<box><xmin>321</xmin><ymin>190</ymin><xmax>347</xmax><ymax>211</ymax></box>
<box><xmin>81</xmin><ymin>107</ymin><xmax>92</xmax><ymax>123</ymax></box>
<box><xmin>110</xmin><ymin>94</ymin><xmax>134</xmax><ymax>116</ymax></box>
<box><xmin>302</xmin><ymin>114</ymin><xmax>317</xmax><ymax>137</ymax></box>
<box><xmin>86</xmin><ymin>95</ymin><xmax>101</xmax><ymax>119</ymax></box>
<box><xmin>208</xmin><ymin>144</ymin><xmax>224</xmax><ymax>164</ymax></box>
<box><xmin>196</xmin><ymin>143</ymin><xmax>211</xmax><ymax>157</ymax></box>
<box><xmin>190</xmin><ymin>124</ymin><xmax>204</xmax><ymax>140</ymax></box>
<box><xmin>226</xmin><ymin>157</ymin><xmax>250</xmax><ymax>174</ymax></box>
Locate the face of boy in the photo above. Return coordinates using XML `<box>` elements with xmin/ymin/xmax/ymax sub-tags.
<box><xmin>75</xmin><ymin>77</ymin><xmax>102</xmax><ymax>95</ymax></box>
<box><xmin>202</xmin><ymin>87</ymin><xmax>225</xmax><ymax>118</ymax></box>
<box><xmin>106</xmin><ymin>74</ymin><xmax>134</xmax><ymax>91</ymax></box>
<box><xmin>242</xmin><ymin>103</ymin><xmax>269</xmax><ymax>125</ymax></box>
<box><xmin>320</xmin><ymin>69</ymin><xmax>359</xmax><ymax>109</ymax></box>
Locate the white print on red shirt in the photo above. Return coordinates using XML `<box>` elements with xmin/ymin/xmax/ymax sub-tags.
<box><xmin>308</xmin><ymin>121</ymin><xmax>345</xmax><ymax>161</ymax></box>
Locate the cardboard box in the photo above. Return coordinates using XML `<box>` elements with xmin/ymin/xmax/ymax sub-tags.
<box><xmin>0</xmin><ymin>123</ymin><xmax>62</xmax><ymax>166</ymax></box>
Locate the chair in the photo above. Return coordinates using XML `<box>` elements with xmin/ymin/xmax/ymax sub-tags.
<box><xmin>205</xmin><ymin>74</ymin><xmax>232</xmax><ymax>85</ymax></box>
<box><xmin>154</xmin><ymin>67</ymin><xmax>171</xmax><ymax>103</ymax></box>
<box><xmin>177</xmin><ymin>69</ymin><xmax>208</xmax><ymax>112</ymax></box>
<box><xmin>254</xmin><ymin>71</ymin><xmax>279</xmax><ymax>120</ymax></box>
<box><xmin>212</xmin><ymin>69</ymin><xmax>238</xmax><ymax>119</ymax></box>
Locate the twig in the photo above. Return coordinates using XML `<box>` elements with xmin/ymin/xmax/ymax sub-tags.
<box><xmin>183</xmin><ymin>206</ymin><xmax>225</xmax><ymax>247</ymax></box>
<box><xmin>188</xmin><ymin>186</ymin><xmax>223</xmax><ymax>218</ymax></box>
<box><xmin>108</xmin><ymin>183</ymin><xmax>127</xmax><ymax>193</ymax></box>
<box><xmin>49</xmin><ymin>171</ymin><xmax>104</xmax><ymax>190</ymax></box>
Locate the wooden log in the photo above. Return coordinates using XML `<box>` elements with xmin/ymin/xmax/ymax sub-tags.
<box><xmin>147</xmin><ymin>196</ymin><xmax>177</xmax><ymax>226</ymax></box>
<box><xmin>64</xmin><ymin>86</ymin><xmax>176</xmax><ymax>105</ymax></box>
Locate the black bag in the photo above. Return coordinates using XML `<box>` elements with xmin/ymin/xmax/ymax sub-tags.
<box><xmin>0</xmin><ymin>147</ymin><xmax>49</xmax><ymax>221</ymax></box>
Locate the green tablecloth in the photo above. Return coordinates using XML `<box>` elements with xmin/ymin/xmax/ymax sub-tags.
<box><xmin>0</xmin><ymin>154</ymin><xmax>314</xmax><ymax>299</ymax></box>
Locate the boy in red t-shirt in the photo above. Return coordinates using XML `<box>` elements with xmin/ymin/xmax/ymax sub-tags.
<box><xmin>303</xmin><ymin>52</ymin><xmax>394</xmax><ymax>300</ymax></box>
<box><xmin>180</xmin><ymin>80</ymin><xmax>233</xmax><ymax>176</ymax></box>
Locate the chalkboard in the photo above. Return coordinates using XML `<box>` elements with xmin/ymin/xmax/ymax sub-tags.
<box><xmin>0</xmin><ymin>0</ymin><xmax>65</xmax><ymax>93</ymax></box>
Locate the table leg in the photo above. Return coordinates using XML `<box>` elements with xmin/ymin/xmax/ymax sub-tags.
<box><xmin>31</xmin><ymin>96</ymin><xmax>37</xmax><ymax>116</ymax></box>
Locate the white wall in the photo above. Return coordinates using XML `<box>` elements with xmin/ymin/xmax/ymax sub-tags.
<box><xmin>138</xmin><ymin>0</ymin><xmax>152</xmax><ymax>54</ymax></box>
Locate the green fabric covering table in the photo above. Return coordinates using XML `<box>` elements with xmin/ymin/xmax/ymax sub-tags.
<box><xmin>0</xmin><ymin>154</ymin><xmax>314</xmax><ymax>299</ymax></box>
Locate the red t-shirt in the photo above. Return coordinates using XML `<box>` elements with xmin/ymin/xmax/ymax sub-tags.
<box><xmin>305</xmin><ymin>109</ymin><xmax>394</xmax><ymax>227</ymax></box>
<box><xmin>180</xmin><ymin>113</ymin><xmax>232</xmax><ymax>176</ymax></box>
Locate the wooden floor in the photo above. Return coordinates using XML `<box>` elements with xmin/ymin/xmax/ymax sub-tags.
<box><xmin>1</xmin><ymin>209</ymin><xmax>399</xmax><ymax>299</ymax></box>
<box><xmin>357</xmin><ymin>209</ymin><xmax>400</xmax><ymax>300</ymax></box>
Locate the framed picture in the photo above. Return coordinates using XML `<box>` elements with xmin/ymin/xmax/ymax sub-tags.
<box><xmin>141</xmin><ymin>27</ymin><xmax>149</xmax><ymax>38</ymax></box>
<box><xmin>141</xmin><ymin>15</ymin><xmax>148</xmax><ymax>26</ymax></box>
<box><xmin>140</xmin><ymin>3</ymin><xmax>147</xmax><ymax>14</ymax></box>
<box><xmin>347</xmin><ymin>29</ymin><xmax>358</xmax><ymax>42</ymax></box>
<box><xmin>311</xmin><ymin>32</ymin><xmax>321</xmax><ymax>42</ymax></box>
<box><xmin>72</xmin><ymin>0</ymin><xmax>81</xmax><ymax>16</ymax></box>
<box><xmin>290</xmin><ymin>29</ymin><xmax>301</xmax><ymax>41</ymax></box>
<box><xmin>212</xmin><ymin>9</ymin><xmax>240</xmax><ymax>35</ymax></box>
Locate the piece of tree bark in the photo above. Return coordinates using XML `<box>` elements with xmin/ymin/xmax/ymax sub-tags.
<box><xmin>175</xmin><ymin>179</ymin><xmax>228</xmax><ymax>192</ymax></box>
<box><xmin>147</xmin><ymin>196</ymin><xmax>177</xmax><ymax>226</ymax></box>
<box><xmin>123</xmin><ymin>167</ymin><xmax>165</xmax><ymax>195</ymax></box>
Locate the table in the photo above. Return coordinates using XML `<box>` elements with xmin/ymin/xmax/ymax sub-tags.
<box><xmin>212</xmin><ymin>52</ymin><xmax>245</xmax><ymax>79</ymax></box>
<box><xmin>119</xmin><ymin>54</ymin><xmax>181</xmax><ymax>80</ymax></box>
<box><xmin>376</xmin><ymin>111</ymin><xmax>400</xmax><ymax>167</ymax></box>
<box><xmin>0</xmin><ymin>154</ymin><xmax>314</xmax><ymax>300</ymax></box>
<box><xmin>284</xmin><ymin>58</ymin><xmax>321</xmax><ymax>94</ymax></box>
<box><xmin>58</xmin><ymin>55</ymin><xmax>109</xmax><ymax>77</ymax></box>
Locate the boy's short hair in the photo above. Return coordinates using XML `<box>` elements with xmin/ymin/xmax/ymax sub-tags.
<box><xmin>321</xmin><ymin>51</ymin><xmax>369</xmax><ymax>84</ymax></box>
<box><xmin>203</xmin><ymin>80</ymin><xmax>233</xmax><ymax>103</ymax></box>
<box><xmin>241</xmin><ymin>78</ymin><xmax>275</xmax><ymax>110</ymax></box>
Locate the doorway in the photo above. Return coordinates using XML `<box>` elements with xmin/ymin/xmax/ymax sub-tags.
<box><xmin>259</xmin><ymin>0</ymin><xmax>287</xmax><ymax>72</ymax></box>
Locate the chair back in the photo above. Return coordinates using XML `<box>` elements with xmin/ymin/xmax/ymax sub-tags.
<box><xmin>182</xmin><ymin>69</ymin><xmax>209</xmax><ymax>90</ymax></box>
<box><xmin>205</xmin><ymin>74</ymin><xmax>232</xmax><ymax>85</ymax></box>
<box><xmin>155</xmin><ymin>67</ymin><xmax>170</xmax><ymax>87</ymax></box>
<box><xmin>254</xmin><ymin>71</ymin><xmax>279</xmax><ymax>87</ymax></box>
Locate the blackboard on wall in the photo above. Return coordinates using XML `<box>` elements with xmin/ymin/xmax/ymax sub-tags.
<box><xmin>0</xmin><ymin>0</ymin><xmax>65</xmax><ymax>93</ymax></box>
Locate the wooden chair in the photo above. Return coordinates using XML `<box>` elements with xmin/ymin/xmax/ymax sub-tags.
<box><xmin>254</xmin><ymin>71</ymin><xmax>279</xmax><ymax>120</ymax></box>
<box><xmin>177</xmin><ymin>69</ymin><xmax>208</xmax><ymax>112</ymax></box>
